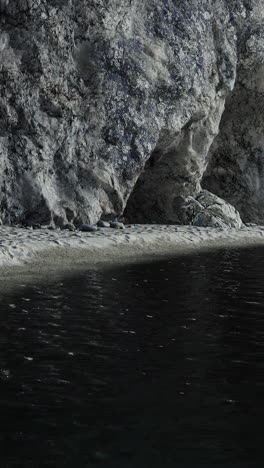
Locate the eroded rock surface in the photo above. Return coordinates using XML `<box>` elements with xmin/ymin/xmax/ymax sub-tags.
<box><xmin>0</xmin><ymin>1</ymin><xmax>262</xmax><ymax>227</ymax></box>
<box><xmin>174</xmin><ymin>190</ymin><xmax>242</xmax><ymax>229</ymax></box>
<box><xmin>203</xmin><ymin>1</ymin><xmax>264</xmax><ymax>224</ymax></box>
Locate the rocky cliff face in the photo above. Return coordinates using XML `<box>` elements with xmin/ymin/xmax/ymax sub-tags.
<box><xmin>0</xmin><ymin>0</ymin><xmax>262</xmax><ymax>227</ymax></box>
<box><xmin>203</xmin><ymin>0</ymin><xmax>264</xmax><ymax>224</ymax></box>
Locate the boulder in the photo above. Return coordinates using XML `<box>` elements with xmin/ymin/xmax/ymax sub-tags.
<box><xmin>176</xmin><ymin>190</ymin><xmax>242</xmax><ymax>228</ymax></box>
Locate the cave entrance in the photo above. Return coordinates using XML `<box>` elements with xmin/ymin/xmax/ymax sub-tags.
<box><xmin>124</xmin><ymin>122</ymin><xmax>204</xmax><ymax>224</ymax></box>
<box><xmin>124</xmin><ymin>141</ymin><xmax>175</xmax><ymax>224</ymax></box>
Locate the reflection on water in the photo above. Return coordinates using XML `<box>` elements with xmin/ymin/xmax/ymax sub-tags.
<box><xmin>0</xmin><ymin>247</ymin><xmax>264</xmax><ymax>467</ymax></box>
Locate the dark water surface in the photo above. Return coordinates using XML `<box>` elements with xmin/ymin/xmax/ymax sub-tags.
<box><xmin>1</xmin><ymin>247</ymin><xmax>264</xmax><ymax>467</ymax></box>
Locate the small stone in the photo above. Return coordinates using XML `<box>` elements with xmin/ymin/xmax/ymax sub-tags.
<box><xmin>79</xmin><ymin>224</ymin><xmax>98</xmax><ymax>232</ymax></box>
<box><xmin>245</xmin><ymin>223</ymin><xmax>257</xmax><ymax>227</ymax></box>
<box><xmin>110</xmin><ymin>221</ymin><xmax>125</xmax><ymax>229</ymax></box>
<box><xmin>97</xmin><ymin>220</ymin><xmax>110</xmax><ymax>228</ymax></box>
<box><xmin>63</xmin><ymin>223</ymin><xmax>75</xmax><ymax>231</ymax></box>
<box><xmin>32</xmin><ymin>223</ymin><xmax>42</xmax><ymax>229</ymax></box>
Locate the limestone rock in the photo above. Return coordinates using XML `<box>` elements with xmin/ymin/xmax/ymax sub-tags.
<box><xmin>0</xmin><ymin>1</ymin><xmax>262</xmax><ymax>226</ymax></box>
<box><xmin>176</xmin><ymin>190</ymin><xmax>242</xmax><ymax>228</ymax></box>
<box><xmin>203</xmin><ymin>1</ymin><xmax>264</xmax><ymax>224</ymax></box>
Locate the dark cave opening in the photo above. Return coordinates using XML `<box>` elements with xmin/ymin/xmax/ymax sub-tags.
<box><xmin>124</xmin><ymin>119</ymin><xmax>208</xmax><ymax>224</ymax></box>
<box><xmin>124</xmin><ymin>145</ymin><xmax>168</xmax><ymax>224</ymax></box>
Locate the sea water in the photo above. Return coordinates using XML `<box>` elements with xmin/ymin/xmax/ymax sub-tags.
<box><xmin>0</xmin><ymin>247</ymin><xmax>264</xmax><ymax>467</ymax></box>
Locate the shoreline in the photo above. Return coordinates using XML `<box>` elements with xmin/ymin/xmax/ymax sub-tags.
<box><xmin>1</xmin><ymin>224</ymin><xmax>264</xmax><ymax>292</ymax></box>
